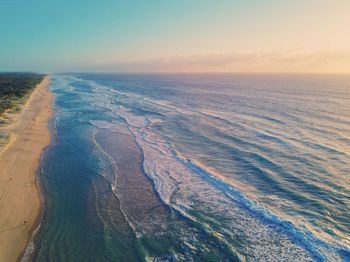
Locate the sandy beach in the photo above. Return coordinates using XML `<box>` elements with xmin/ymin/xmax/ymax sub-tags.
<box><xmin>0</xmin><ymin>77</ymin><xmax>52</xmax><ymax>262</ymax></box>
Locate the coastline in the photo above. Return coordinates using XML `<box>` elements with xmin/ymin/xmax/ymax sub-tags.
<box><xmin>0</xmin><ymin>77</ymin><xmax>53</xmax><ymax>262</ymax></box>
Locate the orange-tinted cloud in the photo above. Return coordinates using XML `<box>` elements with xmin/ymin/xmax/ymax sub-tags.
<box><xmin>91</xmin><ymin>50</ymin><xmax>350</xmax><ymax>73</ymax></box>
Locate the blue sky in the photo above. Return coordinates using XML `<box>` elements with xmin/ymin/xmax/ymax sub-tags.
<box><xmin>0</xmin><ymin>0</ymin><xmax>349</xmax><ymax>72</ymax></box>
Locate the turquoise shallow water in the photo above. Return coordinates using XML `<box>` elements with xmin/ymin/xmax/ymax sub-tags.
<box><xmin>33</xmin><ymin>74</ymin><xmax>350</xmax><ymax>261</ymax></box>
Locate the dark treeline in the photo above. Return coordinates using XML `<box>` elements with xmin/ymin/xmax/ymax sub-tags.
<box><xmin>0</xmin><ymin>73</ymin><xmax>45</xmax><ymax>114</ymax></box>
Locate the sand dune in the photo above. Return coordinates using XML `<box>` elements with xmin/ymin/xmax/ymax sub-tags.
<box><xmin>0</xmin><ymin>77</ymin><xmax>52</xmax><ymax>261</ymax></box>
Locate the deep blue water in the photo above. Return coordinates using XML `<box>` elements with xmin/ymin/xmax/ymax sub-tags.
<box><xmin>32</xmin><ymin>74</ymin><xmax>350</xmax><ymax>261</ymax></box>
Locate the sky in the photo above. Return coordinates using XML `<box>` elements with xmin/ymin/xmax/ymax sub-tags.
<box><xmin>0</xmin><ymin>0</ymin><xmax>350</xmax><ymax>73</ymax></box>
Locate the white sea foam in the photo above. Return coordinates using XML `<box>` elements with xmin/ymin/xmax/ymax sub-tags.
<box><xmin>106</xmin><ymin>106</ymin><xmax>323</xmax><ymax>260</ymax></box>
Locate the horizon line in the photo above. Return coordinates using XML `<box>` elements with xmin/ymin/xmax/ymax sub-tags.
<box><xmin>2</xmin><ymin>71</ymin><xmax>350</xmax><ymax>76</ymax></box>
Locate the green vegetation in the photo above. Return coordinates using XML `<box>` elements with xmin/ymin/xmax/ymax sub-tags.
<box><xmin>0</xmin><ymin>73</ymin><xmax>44</xmax><ymax>150</ymax></box>
<box><xmin>0</xmin><ymin>73</ymin><xmax>44</xmax><ymax>115</ymax></box>
<box><xmin>0</xmin><ymin>132</ymin><xmax>10</xmax><ymax>148</ymax></box>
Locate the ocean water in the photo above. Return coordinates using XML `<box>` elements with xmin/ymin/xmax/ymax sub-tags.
<box><xmin>33</xmin><ymin>74</ymin><xmax>350</xmax><ymax>261</ymax></box>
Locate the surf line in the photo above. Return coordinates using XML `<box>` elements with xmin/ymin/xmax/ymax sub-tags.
<box><xmin>172</xmin><ymin>150</ymin><xmax>350</xmax><ymax>261</ymax></box>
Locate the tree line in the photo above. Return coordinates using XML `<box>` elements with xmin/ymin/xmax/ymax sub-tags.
<box><xmin>0</xmin><ymin>73</ymin><xmax>44</xmax><ymax>114</ymax></box>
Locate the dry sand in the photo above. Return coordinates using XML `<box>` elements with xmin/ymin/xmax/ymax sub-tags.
<box><xmin>0</xmin><ymin>77</ymin><xmax>52</xmax><ymax>262</ymax></box>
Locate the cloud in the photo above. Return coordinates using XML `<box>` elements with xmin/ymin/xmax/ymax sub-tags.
<box><xmin>84</xmin><ymin>49</ymin><xmax>350</xmax><ymax>73</ymax></box>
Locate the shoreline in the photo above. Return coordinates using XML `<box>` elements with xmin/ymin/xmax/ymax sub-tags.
<box><xmin>21</xmin><ymin>115</ymin><xmax>57</xmax><ymax>262</ymax></box>
<box><xmin>0</xmin><ymin>77</ymin><xmax>53</xmax><ymax>262</ymax></box>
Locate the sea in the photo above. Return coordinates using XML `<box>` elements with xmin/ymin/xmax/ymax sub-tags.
<box><xmin>31</xmin><ymin>73</ymin><xmax>350</xmax><ymax>261</ymax></box>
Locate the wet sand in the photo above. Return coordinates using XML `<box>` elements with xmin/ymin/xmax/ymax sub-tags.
<box><xmin>0</xmin><ymin>77</ymin><xmax>52</xmax><ymax>262</ymax></box>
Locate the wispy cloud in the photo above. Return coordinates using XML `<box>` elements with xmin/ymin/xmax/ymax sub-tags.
<box><xmin>89</xmin><ymin>49</ymin><xmax>350</xmax><ymax>73</ymax></box>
